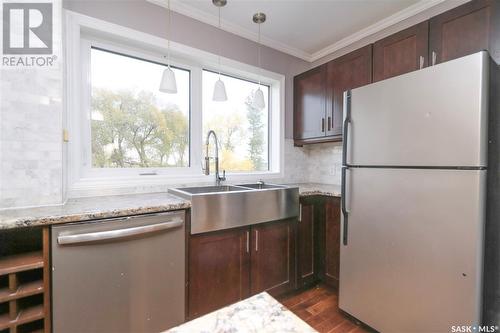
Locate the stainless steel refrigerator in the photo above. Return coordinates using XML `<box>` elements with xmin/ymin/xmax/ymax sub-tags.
<box><xmin>339</xmin><ymin>51</ymin><xmax>499</xmax><ymax>332</ymax></box>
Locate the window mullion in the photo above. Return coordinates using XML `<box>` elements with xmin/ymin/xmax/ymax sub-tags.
<box><xmin>190</xmin><ymin>66</ymin><xmax>203</xmax><ymax>174</ymax></box>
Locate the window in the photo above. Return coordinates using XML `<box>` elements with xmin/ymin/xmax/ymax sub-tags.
<box><xmin>202</xmin><ymin>70</ymin><xmax>270</xmax><ymax>172</ymax></box>
<box><xmin>67</xmin><ymin>14</ymin><xmax>284</xmax><ymax>192</ymax></box>
<box><xmin>90</xmin><ymin>48</ymin><xmax>190</xmax><ymax>168</ymax></box>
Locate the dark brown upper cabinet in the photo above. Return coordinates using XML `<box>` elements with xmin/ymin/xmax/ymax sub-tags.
<box><xmin>373</xmin><ymin>21</ymin><xmax>429</xmax><ymax>82</ymax></box>
<box><xmin>293</xmin><ymin>46</ymin><xmax>372</xmax><ymax>146</ymax></box>
<box><xmin>294</xmin><ymin>65</ymin><xmax>327</xmax><ymax>142</ymax></box>
<box><xmin>429</xmin><ymin>0</ymin><xmax>499</xmax><ymax>65</ymax></box>
<box><xmin>326</xmin><ymin>45</ymin><xmax>373</xmax><ymax>136</ymax></box>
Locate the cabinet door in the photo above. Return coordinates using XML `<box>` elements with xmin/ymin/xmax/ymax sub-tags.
<box><xmin>294</xmin><ymin>65</ymin><xmax>327</xmax><ymax>140</ymax></box>
<box><xmin>188</xmin><ymin>228</ymin><xmax>250</xmax><ymax>319</ymax></box>
<box><xmin>327</xmin><ymin>45</ymin><xmax>372</xmax><ymax>137</ymax></box>
<box><xmin>297</xmin><ymin>201</ymin><xmax>316</xmax><ymax>288</ymax></box>
<box><xmin>429</xmin><ymin>0</ymin><xmax>492</xmax><ymax>64</ymax></box>
<box><xmin>373</xmin><ymin>21</ymin><xmax>429</xmax><ymax>82</ymax></box>
<box><xmin>324</xmin><ymin>198</ymin><xmax>341</xmax><ymax>289</ymax></box>
<box><xmin>250</xmin><ymin>219</ymin><xmax>296</xmax><ymax>296</ymax></box>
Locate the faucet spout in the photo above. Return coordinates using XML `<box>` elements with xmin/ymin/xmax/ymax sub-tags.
<box><xmin>204</xmin><ymin>130</ymin><xmax>226</xmax><ymax>186</ymax></box>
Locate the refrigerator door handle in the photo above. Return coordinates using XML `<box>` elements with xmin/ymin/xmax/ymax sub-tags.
<box><xmin>342</xmin><ymin>90</ymin><xmax>352</xmax><ymax>166</ymax></box>
<box><xmin>341</xmin><ymin>166</ymin><xmax>349</xmax><ymax>246</ymax></box>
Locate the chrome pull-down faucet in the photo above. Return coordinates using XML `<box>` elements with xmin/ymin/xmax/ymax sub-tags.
<box><xmin>204</xmin><ymin>130</ymin><xmax>226</xmax><ymax>186</ymax></box>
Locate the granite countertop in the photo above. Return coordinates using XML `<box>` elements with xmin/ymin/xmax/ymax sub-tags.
<box><xmin>0</xmin><ymin>182</ymin><xmax>340</xmax><ymax>230</ymax></box>
<box><xmin>0</xmin><ymin>192</ymin><xmax>191</xmax><ymax>230</ymax></box>
<box><xmin>167</xmin><ymin>292</ymin><xmax>317</xmax><ymax>333</ymax></box>
<box><xmin>291</xmin><ymin>183</ymin><xmax>341</xmax><ymax>198</ymax></box>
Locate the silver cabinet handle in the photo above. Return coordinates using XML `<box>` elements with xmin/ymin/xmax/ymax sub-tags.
<box><xmin>432</xmin><ymin>51</ymin><xmax>437</xmax><ymax>66</ymax></box>
<box><xmin>58</xmin><ymin>218</ymin><xmax>183</xmax><ymax>245</ymax></box>
<box><xmin>255</xmin><ymin>230</ymin><xmax>259</xmax><ymax>252</ymax></box>
<box><xmin>321</xmin><ymin>118</ymin><xmax>325</xmax><ymax>132</ymax></box>
<box><xmin>298</xmin><ymin>204</ymin><xmax>302</xmax><ymax>222</ymax></box>
<box><xmin>419</xmin><ymin>56</ymin><xmax>425</xmax><ymax>69</ymax></box>
<box><xmin>246</xmin><ymin>231</ymin><xmax>249</xmax><ymax>253</ymax></box>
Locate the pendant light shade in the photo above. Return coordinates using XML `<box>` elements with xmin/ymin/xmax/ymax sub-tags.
<box><xmin>159</xmin><ymin>0</ymin><xmax>177</xmax><ymax>94</ymax></box>
<box><xmin>159</xmin><ymin>66</ymin><xmax>177</xmax><ymax>93</ymax></box>
<box><xmin>252</xmin><ymin>87</ymin><xmax>265</xmax><ymax>109</ymax></box>
<box><xmin>253</xmin><ymin>12</ymin><xmax>266</xmax><ymax>109</ymax></box>
<box><xmin>212</xmin><ymin>0</ymin><xmax>228</xmax><ymax>102</ymax></box>
<box><xmin>213</xmin><ymin>78</ymin><xmax>228</xmax><ymax>101</ymax></box>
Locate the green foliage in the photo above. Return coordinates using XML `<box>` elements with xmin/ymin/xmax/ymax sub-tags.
<box><xmin>246</xmin><ymin>92</ymin><xmax>267</xmax><ymax>171</ymax></box>
<box><xmin>92</xmin><ymin>87</ymin><xmax>268</xmax><ymax>172</ymax></box>
<box><xmin>91</xmin><ymin>88</ymin><xmax>189</xmax><ymax>168</ymax></box>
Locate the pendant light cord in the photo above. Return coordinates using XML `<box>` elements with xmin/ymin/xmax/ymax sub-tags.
<box><xmin>167</xmin><ymin>0</ymin><xmax>171</xmax><ymax>68</ymax></box>
<box><xmin>257</xmin><ymin>22</ymin><xmax>261</xmax><ymax>87</ymax></box>
<box><xmin>218</xmin><ymin>6</ymin><xmax>222</xmax><ymax>78</ymax></box>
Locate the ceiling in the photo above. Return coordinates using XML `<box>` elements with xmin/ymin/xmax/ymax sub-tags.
<box><xmin>149</xmin><ymin>0</ymin><xmax>446</xmax><ymax>62</ymax></box>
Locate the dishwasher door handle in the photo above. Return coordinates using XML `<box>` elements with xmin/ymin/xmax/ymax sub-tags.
<box><xmin>57</xmin><ymin>218</ymin><xmax>184</xmax><ymax>245</ymax></box>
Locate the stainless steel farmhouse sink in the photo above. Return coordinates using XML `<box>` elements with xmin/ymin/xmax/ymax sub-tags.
<box><xmin>238</xmin><ymin>183</ymin><xmax>287</xmax><ymax>190</ymax></box>
<box><xmin>169</xmin><ymin>183</ymin><xmax>299</xmax><ymax>234</ymax></box>
<box><xmin>171</xmin><ymin>185</ymin><xmax>252</xmax><ymax>195</ymax></box>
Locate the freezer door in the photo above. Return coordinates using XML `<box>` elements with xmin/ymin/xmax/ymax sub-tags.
<box><xmin>339</xmin><ymin>168</ymin><xmax>486</xmax><ymax>333</ymax></box>
<box><xmin>345</xmin><ymin>51</ymin><xmax>489</xmax><ymax>167</ymax></box>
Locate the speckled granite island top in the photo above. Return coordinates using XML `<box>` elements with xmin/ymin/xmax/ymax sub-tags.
<box><xmin>0</xmin><ymin>192</ymin><xmax>190</xmax><ymax>230</ymax></box>
<box><xmin>167</xmin><ymin>292</ymin><xmax>317</xmax><ymax>333</ymax></box>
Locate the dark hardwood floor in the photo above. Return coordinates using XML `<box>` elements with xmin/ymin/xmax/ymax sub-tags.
<box><xmin>277</xmin><ymin>284</ymin><xmax>373</xmax><ymax>333</ymax></box>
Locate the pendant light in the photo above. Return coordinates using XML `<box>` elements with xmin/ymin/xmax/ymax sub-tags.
<box><xmin>212</xmin><ymin>0</ymin><xmax>228</xmax><ymax>101</ymax></box>
<box><xmin>252</xmin><ymin>12</ymin><xmax>266</xmax><ymax>109</ymax></box>
<box><xmin>159</xmin><ymin>0</ymin><xmax>177</xmax><ymax>93</ymax></box>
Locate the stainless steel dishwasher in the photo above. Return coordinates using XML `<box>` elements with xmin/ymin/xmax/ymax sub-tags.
<box><xmin>51</xmin><ymin>211</ymin><xmax>185</xmax><ymax>333</ymax></box>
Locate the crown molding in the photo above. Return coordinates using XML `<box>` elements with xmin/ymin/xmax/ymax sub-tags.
<box><xmin>309</xmin><ymin>0</ymin><xmax>452</xmax><ymax>61</ymax></box>
<box><xmin>147</xmin><ymin>0</ymin><xmax>313</xmax><ymax>61</ymax></box>
<box><xmin>147</xmin><ymin>0</ymin><xmax>465</xmax><ymax>63</ymax></box>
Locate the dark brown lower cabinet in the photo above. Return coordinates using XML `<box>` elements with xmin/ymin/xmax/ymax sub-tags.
<box><xmin>188</xmin><ymin>220</ymin><xmax>296</xmax><ymax>319</ymax></box>
<box><xmin>296</xmin><ymin>196</ymin><xmax>342</xmax><ymax>290</ymax></box>
<box><xmin>324</xmin><ymin>197</ymin><xmax>341</xmax><ymax>289</ymax></box>
<box><xmin>297</xmin><ymin>200</ymin><xmax>316</xmax><ymax>288</ymax></box>
<box><xmin>188</xmin><ymin>227</ymin><xmax>250</xmax><ymax>319</ymax></box>
<box><xmin>250</xmin><ymin>219</ymin><xmax>296</xmax><ymax>296</ymax></box>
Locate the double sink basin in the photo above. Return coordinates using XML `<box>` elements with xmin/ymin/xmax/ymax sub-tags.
<box><xmin>169</xmin><ymin>183</ymin><xmax>299</xmax><ymax>234</ymax></box>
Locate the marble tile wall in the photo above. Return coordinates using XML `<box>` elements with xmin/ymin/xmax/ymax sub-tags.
<box><xmin>283</xmin><ymin>139</ymin><xmax>342</xmax><ymax>185</ymax></box>
<box><xmin>0</xmin><ymin>1</ymin><xmax>63</xmax><ymax>209</ymax></box>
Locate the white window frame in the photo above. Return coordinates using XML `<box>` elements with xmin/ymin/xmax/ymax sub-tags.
<box><xmin>64</xmin><ymin>10</ymin><xmax>285</xmax><ymax>196</ymax></box>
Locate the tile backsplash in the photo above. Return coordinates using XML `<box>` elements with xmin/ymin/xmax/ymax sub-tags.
<box><xmin>284</xmin><ymin>139</ymin><xmax>342</xmax><ymax>185</ymax></box>
<box><xmin>0</xmin><ymin>1</ymin><xmax>63</xmax><ymax>209</ymax></box>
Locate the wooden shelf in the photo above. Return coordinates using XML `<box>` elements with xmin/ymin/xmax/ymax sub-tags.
<box><xmin>0</xmin><ymin>253</ymin><xmax>43</xmax><ymax>276</ymax></box>
<box><xmin>0</xmin><ymin>228</ymin><xmax>50</xmax><ymax>333</ymax></box>
<box><xmin>0</xmin><ymin>280</ymin><xmax>44</xmax><ymax>303</ymax></box>
<box><xmin>0</xmin><ymin>305</ymin><xmax>44</xmax><ymax>330</ymax></box>
<box><xmin>15</xmin><ymin>305</ymin><xmax>44</xmax><ymax>327</ymax></box>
